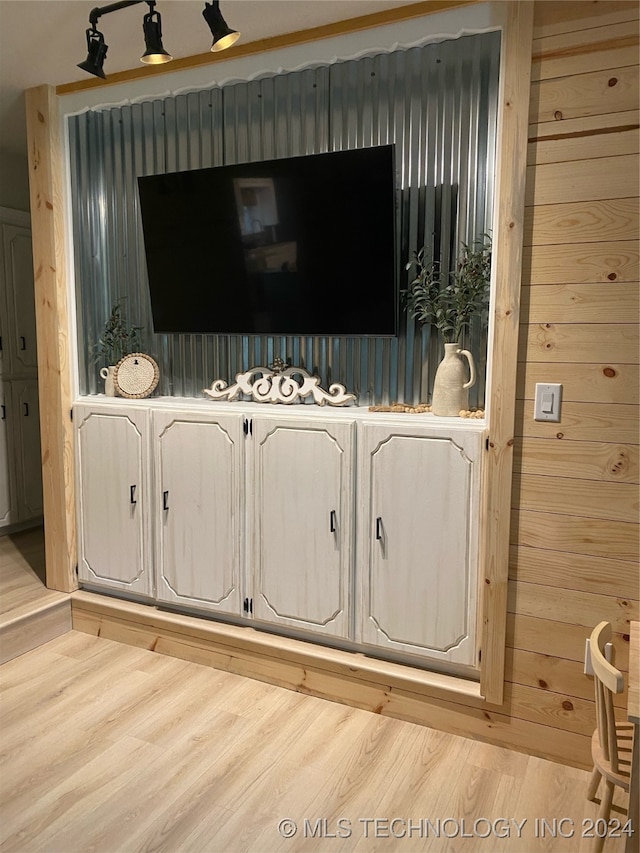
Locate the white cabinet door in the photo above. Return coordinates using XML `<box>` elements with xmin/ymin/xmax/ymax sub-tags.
<box><xmin>2</xmin><ymin>223</ymin><xmax>38</xmax><ymax>373</ymax></box>
<box><xmin>358</xmin><ymin>423</ymin><xmax>483</xmax><ymax>668</ymax></box>
<box><xmin>12</xmin><ymin>378</ymin><xmax>42</xmax><ymax>519</ymax></box>
<box><xmin>0</xmin><ymin>213</ymin><xmax>41</xmax><ymax>529</ymax></box>
<box><xmin>251</xmin><ymin>414</ymin><xmax>354</xmax><ymax>638</ymax></box>
<box><xmin>75</xmin><ymin>405</ymin><xmax>152</xmax><ymax>596</ymax></box>
<box><xmin>154</xmin><ymin>409</ymin><xmax>244</xmax><ymax>614</ymax></box>
<box><xmin>0</xmin><ymin>383</ymin><xmax>16</xmax><ymax>526</ymax></box>
<box><xmin>0</xmin><ymin>379</ymin><xmax>42</xmax><ymax>528</ymax></box>
<box><xmin>0</xmin><ymin>283</ymin><xmax>8</xmax><ymax>377</ymax></box>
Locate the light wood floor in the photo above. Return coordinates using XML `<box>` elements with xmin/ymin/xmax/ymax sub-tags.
<box><xmin>0</xmin><ymin>630</ymin><xmax>630</xmax><ymax>853</ymax></box>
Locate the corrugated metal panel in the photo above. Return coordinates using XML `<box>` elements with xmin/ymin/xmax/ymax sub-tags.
<box><xmin>69</xmin><ymin>31</ymin><xmax>500</xmax><ymax>404</ymax></box>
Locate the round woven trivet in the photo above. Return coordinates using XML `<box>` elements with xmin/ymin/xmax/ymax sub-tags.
<box><xmin>113</xmin><ymin>353</ymin><xmax>159</xmax><ymax>399</ymax></box>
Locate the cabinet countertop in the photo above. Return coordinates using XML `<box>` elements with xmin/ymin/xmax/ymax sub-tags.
<box><xmin>75</xmin><ymin>395</ymin><xmax>488</xmax><ymax>429</ymax></box>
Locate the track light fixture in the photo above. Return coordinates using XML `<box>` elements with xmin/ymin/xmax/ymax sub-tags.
<box><xmin>78</xmin><ymin>27</ymin><xmax>109</xmax><ymax>79</ymax></box>
<box><xmin>77</xmin><ymin>0</ymin><xmax>239</xmax><ymax>79</ymax></box>
<box><xmin>140</xmin><ymin>2</ymin><xmax>172</xmax><ymax>64</ymax></box>
<box><xmin>202</xmin><ymin>1</ymin><xmax>240</xmax><ymax>53</ymax></box>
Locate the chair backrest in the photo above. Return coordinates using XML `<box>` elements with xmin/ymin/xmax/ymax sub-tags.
<box><xmin>590</xmin><ymin>621</ymin><xmax>625</xmax><ymax>772</ymax></box>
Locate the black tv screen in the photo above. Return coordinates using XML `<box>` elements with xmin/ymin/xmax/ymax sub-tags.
<box><xmin>137</xmin><ymin>145</ymin><xmax>397</xmax><ymax>336</ymax></box>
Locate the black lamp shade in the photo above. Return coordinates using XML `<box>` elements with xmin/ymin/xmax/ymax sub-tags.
<box><xmin>202</xmin><ymin>1</ymin><xmax>240</xmax><ymax>52</ymax></box>
<box><xmin>141</xmin><ymin>10</ymin><xmax>172</xmax><ymax>64</ymax></box>
<box><xmin>78</xmin><ymin>29</ymin><xmax>108</xmax><ymax>79</ymax></box>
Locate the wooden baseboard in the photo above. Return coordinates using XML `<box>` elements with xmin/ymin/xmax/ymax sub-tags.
<box><xmin>0</xmin><ymin>597</ymin><xmax>71</xmax><ymax>664</ymax></box>
<box><xmin>71</xmin><ymin>590</ymin><xmax>592</xmax><ymax>770</ymax></box>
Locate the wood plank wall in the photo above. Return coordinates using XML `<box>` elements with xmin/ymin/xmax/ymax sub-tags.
<box><xmin>507</xmin><ymin>0</ymin><xmax>639</xmax><ymax>758</ymax></box>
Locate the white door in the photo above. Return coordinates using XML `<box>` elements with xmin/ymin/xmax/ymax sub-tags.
<box><xmin>358</xmin><ymin>423</ymin><xmax>483</xmax><ymax>668</ymax></box>
<box><xmin>0</xmin><ymin>382</ymin><xmax>16</xmax><ymax>527</ymax></box>
<box><xmin>2</xmin><ymin>224</ymin><xmax>38</xmax><ymax>373</ymax></box>
<box><xmin>154</xmin><ymin>409</ymin><xmax>244</xmax><ymax>615</ymax></box>
<box><xmin>75</xmin><ymin>405</ymin><xmax>152</xmax><ymax>596</ymax></box>
<box><xmin>251</xmin><ymin>414</ymin><xmax>354</xmax><ymax>638</ymax></box>
<box><xmin>13</xmin><ymin>378</ymin><xmax>42</xmax><ymax>519</ymax></box>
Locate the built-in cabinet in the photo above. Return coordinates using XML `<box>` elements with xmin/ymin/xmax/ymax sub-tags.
<box><xmin>75</xmin><ymin>405</ymin><xmax>152</xmax><ymax>596</ymax></box>
<box><xmin>358</xmin><ymin>424</ymin><xmax>482</xmax><ymax>667</ymax></box>
<box><xmin>0</xmin><ymin>207</ymin><xmax>42</xmax><ymax>531</ymax></box>
<box><xmin>74</xmin><ymin>398</ymin><xmax>484</xmax><ymax>671</ymax></box>
<box><xmin>154</xmin><ymin>409</ymin><xmax>243</xmax><ymax>614</ymax></box>
<box><xmin>250</xmin><ymin>415</ymin><xmax>354</xmax><ymax>638</ymax></box>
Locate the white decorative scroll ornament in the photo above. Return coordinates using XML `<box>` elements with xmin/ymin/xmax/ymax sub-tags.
<box><xmin>204</xmin><ymin>358</ymin><xmax>356</xmax><ymax>406</ymax></box>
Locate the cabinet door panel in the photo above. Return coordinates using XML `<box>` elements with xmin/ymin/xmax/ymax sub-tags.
<box><xmin>76</xmin><ymin>406</ymin><xmax>151</xmax><ymax>595</ymax></box>
<box><xmin>252</xmin><ymin>416</ymin><xmax>354</xmax><ymax>637</ymax></box>
<box><xmin>154</xmin><ymin>411</ymin><xmax>243</xmax><ymax>614</ymax></box>
<box><xmin>0</xmin><ymin>283</ymin><xmax>8</xmax><ymax>377</ymax></box>
<box><xmin>2</xmin><ymin>224</ymin><xmax>38</xmax><ymax>373</ymax></box>
<box><xmin>13</xmin><ymin>379</ymin><xmax>42</xmax><ymax>519</ymax></box>
<box><xmin>359</xmin><ymin>424</ymin><xmax>482</xmax><ymax>667</ymax></box>
<box><xmin>0</xmin><ymin>384</ymin><xmax>16</xmax><ymax>526</ymax></box>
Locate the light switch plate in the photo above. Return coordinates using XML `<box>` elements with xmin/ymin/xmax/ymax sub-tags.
<box><xmin>534</xmin><ymin>383</ymin><xmax>562</xmax><ymax>422</ymax></box>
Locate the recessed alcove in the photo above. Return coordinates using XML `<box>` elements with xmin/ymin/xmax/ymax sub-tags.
<box><xmin>68</xmin><ymin>30</ymin><xmax>500</xmax><ymax>407</ymax></box>
<box><xmin>26</xmin><ymin>0</ymin><xmax>536</xmax><ymax>715</ymax></box>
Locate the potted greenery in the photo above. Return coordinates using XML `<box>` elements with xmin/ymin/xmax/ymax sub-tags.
<box><xmin>93</xmin><ymin>299</ymin><xmax>143</xmax><ymax>396</ymax></box>
<box><xmin>403</xmin><ymin>235</ymin><xmax>491</xmax><ymax>416</ymax></box>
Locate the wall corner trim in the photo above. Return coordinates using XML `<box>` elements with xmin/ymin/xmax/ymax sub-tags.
<box><xmin>24</xmin><ymin>84</ymin><xmax>78</xmax><ymax>594</ymax></box>
<box><xmin>479</xmin><ymin>0</ymin><xmax>534</xmax><ymax>706</ymax></box>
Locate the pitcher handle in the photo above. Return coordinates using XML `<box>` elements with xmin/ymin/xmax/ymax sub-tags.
<box><xmin>458</xmin><ymin>349</ymin><xmax>476</xmax><ymax>390</ymax></box>
<box><xmin>100</xmin><ymin>367</ymin><xmax>109</xmax><ymax>380</ymax></box>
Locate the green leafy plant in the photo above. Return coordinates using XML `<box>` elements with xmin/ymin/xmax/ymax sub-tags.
<box><xmin>403</xmin><ymin>235</ymin><xmax>492</xmax><ymax>343</ymax></box>
<box><xmin>92</xmin><ymin>299</ymin><xmax>143</xmax><ymax>365</ymax></box>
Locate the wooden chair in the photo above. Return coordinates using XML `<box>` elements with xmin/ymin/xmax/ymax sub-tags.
<box><xmin>587</xmin><ymin>621</ymin><xmax>633</xmax><ymax>853</ymax></box>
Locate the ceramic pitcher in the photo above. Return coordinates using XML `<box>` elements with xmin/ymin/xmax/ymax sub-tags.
<box><xmin>431</xmin><ymin>343</ymin><xmax>476</xmax><ymax>416</ymax></box>
<box><xmin>100</xmin><ymin>365</ymin><xmax>117</xmax><ymax>397</ymax></box>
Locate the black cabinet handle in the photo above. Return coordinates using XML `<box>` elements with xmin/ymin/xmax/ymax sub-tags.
<box><xmin>1</xmin><ymin>404</ymin><xmax>5</xmax><ymax>420</ymax></box>
<box><xmin>376</xmin><ymin>517</ymin><xmax>383</xmax><ymax>540</ymax></box>
<box><xmin>163</xmin><ymin>490</ymin><xmax>169</xmax><ymax>511</ymax></box>
<box><xmin>19</xmin><ymin>336</ymin><xmax>26</xmax><ymax>351</ymax></box>
<box><xmin>330</xmin><ymin>510</ymin><xmax>336</xmax><ymax>533</ymax></box>
<box><xmin>23</xmin><ymin>402</ymin><xmax>29</xmax><ymax>416</ymax></box>
<box><xmin>130</xmin><ymin>485</ymin><xmax>137</xmax><ymax>505</ymax></box>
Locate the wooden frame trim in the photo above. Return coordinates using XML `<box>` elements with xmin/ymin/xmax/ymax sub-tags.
<box><xmin>479</xmin><ymin>1</ymin><xmax>534</xmax><ymax>705</ymax></box>
<box><xmin>27</xmin><ymin>0</ymin><xmax>533</xmax><ymax>703</ymax></box>
<box><xmin>72</xmin><ymin>590</ymin><xmax>483</xmax><ymax>700</ymax></box>
<box><xmin>70</xmin><ymin>590</ymin><xmax>594</xmax><ymax>768</ymax></box>
<box><xmin>56</xmin><ymin>0</ymin><xmax>477</xmax><ymax>96</ymax></box>
<box><xmin>24</xmin><ymin>85</ymin><xmax>78</xmax><ymax>593</ymax></box>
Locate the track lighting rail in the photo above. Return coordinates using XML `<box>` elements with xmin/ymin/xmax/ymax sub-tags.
<box><xmin>78</xmin><ymin>0</ymin><xmax>239</xmax><ymax>79</ymax></box>
<box><xmin>88</xmin><ymin>0</ymin><xmax>145</xmax><ymax>28</ymax></box>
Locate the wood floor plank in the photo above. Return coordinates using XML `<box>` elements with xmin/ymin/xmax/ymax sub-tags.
<box><xmin>0</xmin><ymin>642</ymin><xmax>127</xmax><ymax>731</ymax></box>
<box><xmin>1</xmin><ymin>632</ymin><xmax>630</xmax><ymax>853</ymax></box>
<box><xmin>0</xmin><ymin>735</ymin><xmax>164</xmax><ymax>850</ymax></box>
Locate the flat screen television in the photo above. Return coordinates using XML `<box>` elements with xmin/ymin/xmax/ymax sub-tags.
<box><xmin>137</xmin><ymin>144</ymin><xmax>397</xmax><ymax>337</ymax></box>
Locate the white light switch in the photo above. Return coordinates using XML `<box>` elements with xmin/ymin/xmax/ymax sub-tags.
<box><xmin>534</xmin><ymin>383</ymin><xmax>562</xmax><ymax>422</ymax></box>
